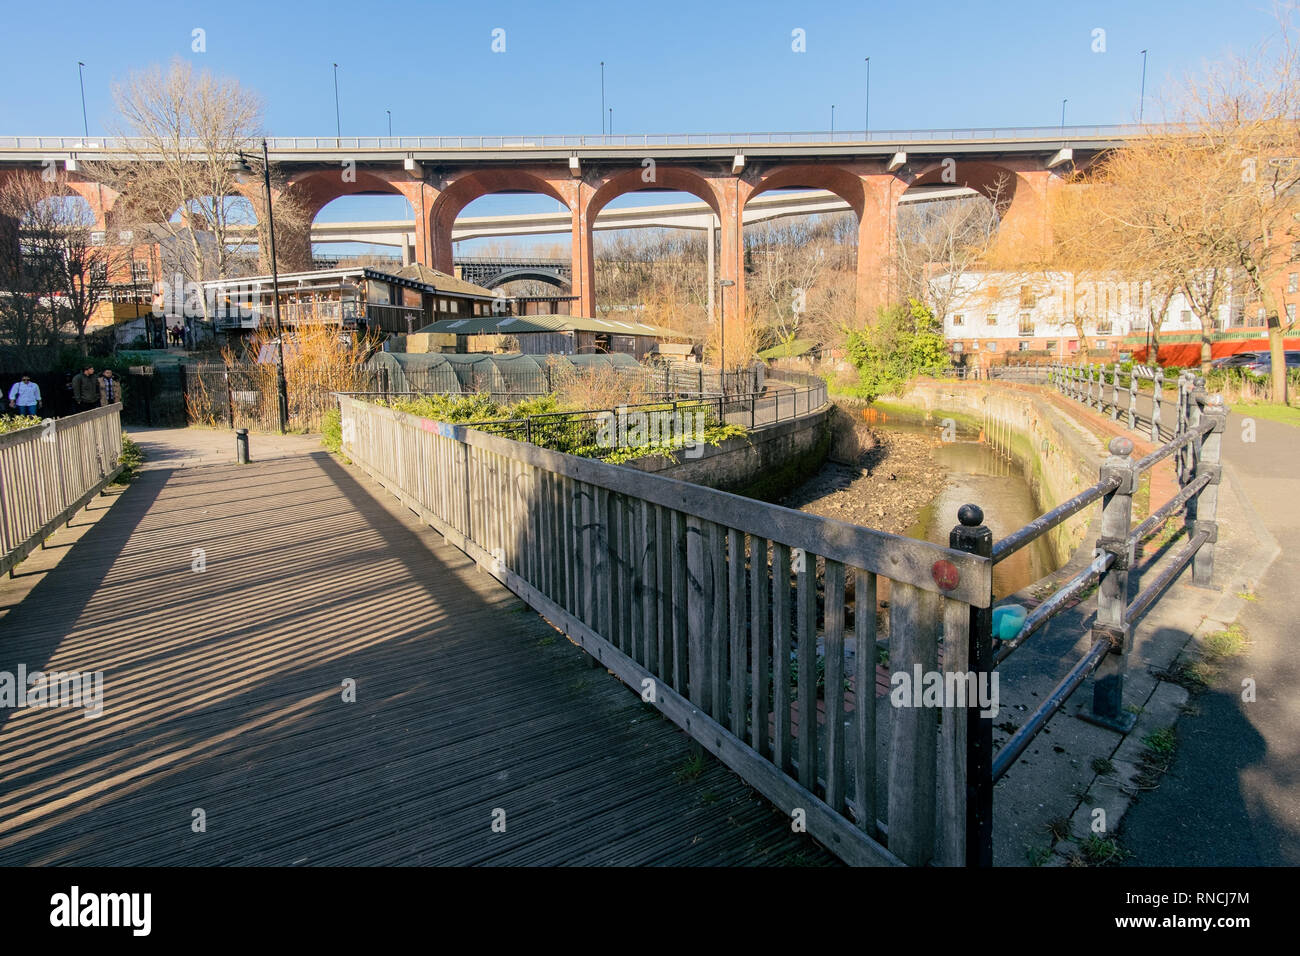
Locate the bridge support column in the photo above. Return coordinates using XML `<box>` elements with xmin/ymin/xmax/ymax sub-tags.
<box><xmin>706</xmin><ymin>217</ymin><xmax>716</xmax><ymax>325</ymax></box>
<box><xmin>993</xmin><ymin>169</ymin><xmax>1054</xmax><ymax>265</ymax></box>
<box><xmin>573</xmin><ymin>183</ymin><xmax>596</xmax><ymax>318</ymax></box>
<box><xmin>717</xmin><ymin>178</ymin><xmax>746</xmax><ymax>365</ymax></box>
<box><xmin>858</xmin><ymin>174</ymin><xmax>905</xmax><ymax>321</ymax></box>
<box><xmin>411</xmin><ymin>180</ymin><xmax>439</xmax><ymax>269</ymax></box>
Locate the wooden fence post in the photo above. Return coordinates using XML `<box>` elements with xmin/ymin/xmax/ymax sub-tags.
<box><xmin>1151</xmin><ymin>368</ymin><xmax>1164</xmax><ymax>442</ymax></box>
<box><xmin>1190</xmin><ymin>393</ymin><xmax>1226</xmax><ymax>586</ymax></box>
<box><xmin>1086</xmin><ymin>436</ymin><xmax>1138</xmax><ymax>733</ymax></box>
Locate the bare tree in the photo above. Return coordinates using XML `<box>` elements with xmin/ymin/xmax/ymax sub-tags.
<box><xmin>1050</xmin><ymin>9</ymin><xmax>1300</xmax><ymax>390</ymax></box>
<box><xmin>85</xmin><ymin>59</ymin><xmax>309</xmax><ymax>329</ymax></box>
<box><xmin>896</xmin><ymin>179</ymin><xmax>1008</xmax><ymax>324</ymax></box>
<box><xmin>0</xmin><ymin>171</ymin><xmax>126</xmax><ymax>356</ymax></box>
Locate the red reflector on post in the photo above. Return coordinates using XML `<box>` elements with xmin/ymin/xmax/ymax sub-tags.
<box><xmin>931</xmin><ymin>559</ymin><xmax>960</xmax><ymax>591</ymax></box>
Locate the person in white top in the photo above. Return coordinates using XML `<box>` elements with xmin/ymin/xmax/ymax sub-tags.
<box><xmin>7</xmin><ymin>375</ymin><xmax>41</xmax><ymax>416</ymax></box>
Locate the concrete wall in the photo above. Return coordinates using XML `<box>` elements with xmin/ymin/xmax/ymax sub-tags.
<box><xmin>624</xmin><ymin>406</ymin><xmax>831</xmax><ymax>499</ymax></box>
<box><xmin>890</xmin><ymin>380</ymin><xmax>1107</xmax><ymax>565</ymax></box>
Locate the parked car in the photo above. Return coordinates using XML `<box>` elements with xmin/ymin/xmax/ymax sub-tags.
<box><xmin>1209</xmin><ymin>351</ymin><xmax>1260</xmax><ymax>369</ymax></box>
<box><xmin>1242</xmin><ymin>351</ymin><xmax>1300</xmax><ymax>375</ymax></box>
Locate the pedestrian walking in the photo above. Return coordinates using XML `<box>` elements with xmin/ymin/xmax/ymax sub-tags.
<box><xmin>7</xmin><ymin>374</ymin><xmax>41</xmax><ymax>416</ymax></box>
<box><xmin>98</xmin><ymin>368</ymin><xmax>120</xmax><ymax>407</ymax></box>
<box><xmin>71</xmin><ymin>365</ymin><xmax>99</xmax><ymax>413</ymax></box>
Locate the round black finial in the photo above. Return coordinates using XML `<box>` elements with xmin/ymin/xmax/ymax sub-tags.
<box><xmin>1108</xmin><ymin>436</ymin><xmax>1134</xmax><ymax>457</ymax></box>
<box><xmin>959</xmin><ymin>504</ymin><xmax>984</xmax><ymax>526</ymax></box>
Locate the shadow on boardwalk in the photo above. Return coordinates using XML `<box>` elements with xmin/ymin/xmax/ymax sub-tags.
<box><xmin>0</xmin><ymin>448</ymin><xmax>834</xmax><ymax>866</ymax></box>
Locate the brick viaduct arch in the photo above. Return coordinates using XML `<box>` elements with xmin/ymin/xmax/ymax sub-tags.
<box><xmin>45</xmin><ymin>154</ymin><xmax>1062</xmax><ymax>340</ymax></box>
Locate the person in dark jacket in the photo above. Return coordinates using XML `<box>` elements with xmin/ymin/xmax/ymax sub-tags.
<box><xmin>98</xmin><ymin>369</ymin><xmax>121</xmax><ymax>407</ymax></box>
<box><xmin>71</xmin><ymin>366</ymin><xmax>98</xmax><ymax>412</ymax></box>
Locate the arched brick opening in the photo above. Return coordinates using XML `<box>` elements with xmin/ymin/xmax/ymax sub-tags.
<box><xmin>430</xmin><ymin>170</ymin><xmax>572</xmax><ymax>269</ymax></box>
<box><xmin>744</xmin><ymin>164</ymin><xmax>872</xmax><ymax>326</ymax></box>
<box><xmin>286</xmin><ymin>167</ymin><xmax>424</xmax><ymax>273</ymax></box>
<box><xmin>902</xmin><ymin>160</ymin><xmax>1052</xmax><ymax>266</ymax></box>
<box><xmin>583</xmin><ymin>165</ymin><xmax>729</xmax><ymax>332</ymax></box>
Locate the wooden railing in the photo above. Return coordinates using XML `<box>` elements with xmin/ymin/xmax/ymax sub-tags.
<box><xmin>338</xmin><ymin>394</ymin><xmax>992</xmax><ymax>866</ymax></box>
<box><xmin>0</xmin><ymin>405</ymin><xmax>123</xmax><ymax>575</ymax></box>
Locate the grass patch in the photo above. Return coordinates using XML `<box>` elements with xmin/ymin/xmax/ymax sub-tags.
<box><xmin>1232</xmin><ymin>401</ymin><xmax>1300</xmax><ymax>428</ymax></box>
<box><xmin>1079</xmin><ymin>834</ymin><xmax>1130</xmax><ymax>866</ymax></box>
<box><xmin>1026</xmin><ymin>844</ymin><xmax>1053</xmax><ymax>866</ymax></box>
<box><xmin>1091</xmin><ymin>757</ymin><xmax>1116</xmax><ymax>776</ymax></box>
<box><xmin>112</xmin><ymin>435</ymin><xmax>144</xmax><ymax>484</ymax></box>
<box><xmin>675</xmin><ymin>748</ymin><xmax>707</xmax><ymax>783</ymax></box>
<box><xmin>1202</xmin><ymin>623</ymin><xmax>1248</xmax><ymax>661</ymax></box>
<box><xmin>1046</xmin><ymin>816</ymin><xmax>1072</xmax><ymax>842</ymax></box>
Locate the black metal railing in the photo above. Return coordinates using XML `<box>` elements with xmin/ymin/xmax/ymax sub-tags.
<box><xmin>436</xmin><ymin>382</ymin><xmax>829</xmax><ymax>460</ymax></box>
<box><xmin>950</xmin><ymin>369</ymin><xmax>1227</xmax><ymax>865</ymax></box>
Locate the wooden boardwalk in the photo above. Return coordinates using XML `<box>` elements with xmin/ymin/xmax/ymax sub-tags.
<box><xmin>0</xmin><ymin>441</ymin><xmax>835</xmax><ymax>866</ymax></box>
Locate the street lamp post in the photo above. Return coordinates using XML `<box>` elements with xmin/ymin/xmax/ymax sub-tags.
<box><xmin>333</xmin><ymin>63</ymin><xmax>341</xmax><ymax>145</ymax></box>
<box><xmin>864</xmin><ymin>57</ymin><xmax>870</xmax><ymax>137</ymax></box>
<box><xmin>77</xmin><ymin>62</ymin><xmax>89</xmax><ymax>139</ymax></box>
<box><xmin>600</xmin><ymin>61</ymin><xmax>606</xmax><ymax>135</ymax></box>
<box><xmin>231</xmin><ymin>141</ymin><xmax>289</xmax><ymax>433</ymax></box>
<box><xmin>1139</xmin><ymin>50</ymin><xmax>1148</xmax><ymax>124</ymax></box>
<box><xmin>719</xmin><ymin>278</ymin><xmax>735</xmax><ymax>396</ymax></box>
<box><xmin>386</xmin><ymin>109</ymin><xmax>392</xmax><ymax>141</ymax></box>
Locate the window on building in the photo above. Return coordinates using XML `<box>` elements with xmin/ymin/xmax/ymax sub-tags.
<box><xmin>1046</xmin><ymin>340</ymin><xmax>1059</xmax><ymax>351</ymax></box>
<box><xmin>952</xmin><ymin>313</ymin><xmax>964</xmax><ymax>326</ymax></box>
<box><xmin>1289</xmin><ymin>304</ymin><xmax>1297</xmax><ymax>323</ymax></box>
<box><xmin>985</xmin><ymin>341</ymin><xmax>998</xmax><ymax>352</ymax></box>
<box><xmin>1019</xmin><ymin>285</ymin><xmax>1035</xmax><ymax>307</ymax></box>
<box><xmin>1096</xmin><ymin>339</ymin><xmax>1107</xmax><ymax>349</ymax></box>
<box><xmin>1018</xmin><ymin>313</ymin><xmax>1033</xmax><ymax>335</ymax></box>
<box><xmin>448</xmin><ymin>299</ymin><xmax>460</xmax><ymax>313</ymax></box>
<box><xmin>952</xmin><ymin>341</ymin><xmax>963</xmax><ymax>352</ymax></box>
<box><xmin>986</xmin><ymin>314</ymin><xmax>998</xmax><ymax>326</ymax></box>
<box><xmin>1289</xmin><ymin>273</ymin><xmax>1298</xmax><ymax>294</ymax></box>
<box><xmin>1292</xmin><ymin>240</ymin><xmax>1300</xmax><ymax>261</ymax></box>
<box><xmin>1018</xmin><ymin>341</ymin><xmax>1030</xmax><ymax>351</ymax></box>
<box><xmin>1182</xmin><ymin>310</ymin><xmax>1193</xmax><ymax>326</ymax></box>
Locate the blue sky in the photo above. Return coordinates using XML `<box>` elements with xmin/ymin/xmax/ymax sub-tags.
<box><xmin>0</xmin><ymin>0</ymin><xmax>1281</xmax><ymax>252</ymax></box>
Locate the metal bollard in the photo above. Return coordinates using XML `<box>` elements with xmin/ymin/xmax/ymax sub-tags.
<box><xmin>236</xmin><ymin>428</ymin><xmax>250</xmax><ymax>464</ymax></box>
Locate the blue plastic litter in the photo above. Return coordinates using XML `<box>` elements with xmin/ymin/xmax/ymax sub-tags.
<box><xmin>993</xmin><ymin>604</ymin><xmax>1027</xmax><ymax>641</ymax></box>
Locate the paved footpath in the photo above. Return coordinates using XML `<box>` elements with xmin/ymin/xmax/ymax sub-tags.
<box><xmin>1119</xmin><ymin>410</ymin><xmax>1300</xmax><ymax>865</ymax></box>
<box><xmin>0</xmin><ymin>428</ymin><xmax>830</xmax><ymax>866</ymax></box>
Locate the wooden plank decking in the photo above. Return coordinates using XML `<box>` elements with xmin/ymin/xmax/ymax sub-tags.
<box><xmin>0</xmin><ymin>443</ymin><xmax>836</xmax><ymax>866</ymax></box>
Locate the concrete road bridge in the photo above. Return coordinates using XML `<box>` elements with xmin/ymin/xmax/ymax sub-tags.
<box><xmin>0</xmin><ymin>125</ymin><xmax>1139</xmax><ymax>321</ymax></box>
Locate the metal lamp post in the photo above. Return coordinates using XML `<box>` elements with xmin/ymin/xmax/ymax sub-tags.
<box><xmin>719</xmin><ymin>278</ymin><xmax>735</xmax><ymax>396</ymax></box>
<box><xmin>230</xmin><ymin>140</ymin><xmax>289</xmax><ymax>433</ymax></box>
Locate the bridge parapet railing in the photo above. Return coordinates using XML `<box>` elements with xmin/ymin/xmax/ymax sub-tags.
<box><xmin>954</xmin><ymin>367</ymin><xmax>1227</xmax><ymax>864</ymax></box>
<box><xmin>337</xmin><ymin>393</ymin><xmax>991</xmax><ymax>867</ymax></box>
<box><xmin>0</xmin><ymin>405</ymin><xmax>123</xmax><ymax>575</ymax></box>
<box><xmin>994</xmin><ymin>360</ymin><xmax>1194</xmax><ymax>446</ymax></box>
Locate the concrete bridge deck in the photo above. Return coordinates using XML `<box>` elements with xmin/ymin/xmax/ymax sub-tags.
<box><xmin>0</xmin><ymin>431</ymin><xmax>831</xmax><ymax>866</ymax></box>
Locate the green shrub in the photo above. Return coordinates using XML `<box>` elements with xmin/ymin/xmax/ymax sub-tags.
<box><xmin>0</xmin><ymin>414</ymin><xmax>43</xmax><ymax>435</ymax></box>
<box><xmin>842</xmin><ymin>299</ymin><xmax>947</xmax><ymax>401</ymax></box>
<box><xmin>113</xmin><ymin>435</ymin><xmax>144</xmax><ymax>484</ymax></box>
<box><xmin>321</xmin><ymin>407</ymin><xmax>343</xmax><ymax>455</ymax></box>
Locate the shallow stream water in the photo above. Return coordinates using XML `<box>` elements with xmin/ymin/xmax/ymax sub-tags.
<box><xmin>895</xmin><ymin>424</ymin><xmax>1058</xmax><ymax>599</ymax></box>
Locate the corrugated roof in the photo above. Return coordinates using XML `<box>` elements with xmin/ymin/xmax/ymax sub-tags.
<box><xmin>387</xmin><ymin>263</ymin><xmax>499</xmax><ymax>299</ymax></box>
<box><xmin>415</xmin><ymin>315</ymin><xmax>689</xmax><ymax>339</ymax></box>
